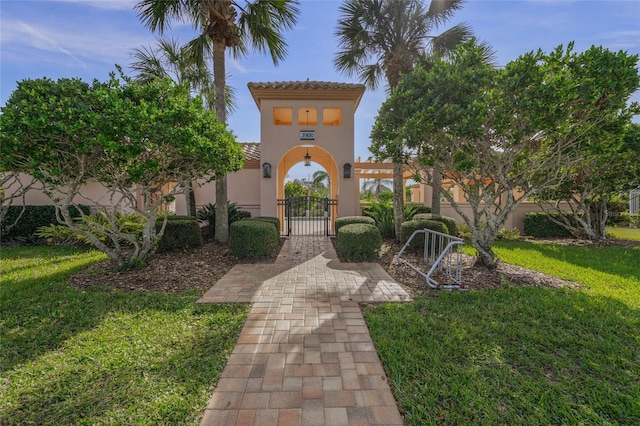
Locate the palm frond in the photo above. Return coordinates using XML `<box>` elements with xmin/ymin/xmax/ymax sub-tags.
<box><xmin>236</xmin><ymin>0</ymin><xmax>300</xmax><ymax>64</ymax></box>
<box><xmin>134</xmin><ymin>0</ymin><xmax>184</xmax><ymax>34</ymax></box>
<box><xmin>429</xmin><ymin>22</ymin><xmax>473</xmax><ymax>57</ymax></box>
<box><xmin>426</xmin><ymin>0</ymin><xmax>467</xmax><ymax>28</ymax></box>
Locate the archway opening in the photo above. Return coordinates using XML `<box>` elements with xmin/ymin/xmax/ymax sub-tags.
<box><xmin>277</xmin><ymin>145</ymin><xmax>339</xmax><ymax>236</ymax></box>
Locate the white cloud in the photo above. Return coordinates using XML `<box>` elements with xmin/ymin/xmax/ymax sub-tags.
<box><xmin>0</xmin><ymin>17</ymin><xmax>154</xmax><ymax>68</ymax></box>
<box><xmin>52</xmin><ymin>0</ymin><xmax>138</xmax><ymax>11</ymax></box>
<box><xmin>1</xmin><ymin>20</ymin><xmax>88</xmax><ymax>69</ymax></box>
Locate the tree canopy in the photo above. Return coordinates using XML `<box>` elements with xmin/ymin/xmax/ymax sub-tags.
<box><xmin>1</xmin><ymin>73</ymin><xmax>244</xmax><ymax>268</ymax></box>
<box><xmin>135</xmin><ymin>0</ymin><xmax>300</xmax><ymax>243</ymax></box>
<box><xmin>372</xmin><ymin>41</ymin><xmax>640</xmax><ymax>268</ymax></box>
<box><xmin>334</xmin><ymin>0</ymin><xmax>477</xmax><ymax>239</ymax></box>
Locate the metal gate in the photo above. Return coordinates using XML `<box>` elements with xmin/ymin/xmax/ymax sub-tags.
<box><xmin>277</xmin><ymin>197</ymin><xmax>338</xmax><ymax>236</ymax></box>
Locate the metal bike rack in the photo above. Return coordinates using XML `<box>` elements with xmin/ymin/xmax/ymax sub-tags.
<box><xmin>396</xmin><ymin>228</ymin><xmax>465</xmax><ymax>290</ymax></box>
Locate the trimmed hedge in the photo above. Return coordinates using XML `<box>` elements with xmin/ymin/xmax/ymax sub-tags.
<box><xmin>412</xmin><ymin>213</ymin><xmax>457</xmax><ymax>236</ymax></box>
<box><xmin>336</xmin><ymin>223</ymin><xmax>382</xmax><ymax>262</ymax></box>
<box><xmin>155</xmin><ymin>217</ymin><xmax>203</xmax><ymax>253</ymax></box>
<box><xmin>230</xmin><ymin>220</ymin><xmax>279</xmax><ymax>260</ymax></box>
<box><xmin>1</xmin><ymin>205</ymin><xmax>91</xmax><ymax>239</ymax></box>
<box><xmin>400</xmin><ymin>219</ymin><xmax>448</xmax><ymax>251</ymax></box>
<box><xmin>335</xmin><ymin>216</ymin><xmax>376</xmax><ymax>233</ymax></box>
<box><xmin>523</xmin><ymin>212</ymin><xmax>574</xmax><ymax>238</ymax></box>
<box><xmin>249</xmin><ymin>216</ymin><xmax>281</xmax><ymax>235</ymax></box>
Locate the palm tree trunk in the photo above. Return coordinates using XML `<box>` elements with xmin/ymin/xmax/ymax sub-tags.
<box><xmin>213</xmin><ymin>39</ymin><xmax>229</xmax><ymax>243</ymax></box>
<box><xmin>393</xmin><ymin>162</ymin><xmax>404</xmax><ymax>241</ymax></box>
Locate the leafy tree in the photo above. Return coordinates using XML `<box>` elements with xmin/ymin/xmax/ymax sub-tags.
<box><xmin>130</xmin><ymin>37</ymin><xmax>235</xmax><ymax>217</ymax></box>
<box><xmin>136</xmin><ymin>0</ymin><xmax>300</xmax><ymax>243</ymax></box>
<box><xmin>335</xmin><ymin>0</ymin><xmax>475</xmax><ymax>239</ymax></box>
<box><xmin>284</xmin><ymin>180</ymin><xmax>307</xmax><ymax>199</ymax></box>
<box><xmin>372</xmin><ymin>41</ymin><xmax>640</xmax><ymax>268</ymax></box>
<box><xmin>0</xmin><ymin>74</ymin><xmax>244</xmax><ymax>269</ymax></box>
<box><xmin>533</xmin><ymin>121</ymin><xmax>640</xmax><ymax>240</ymax></box>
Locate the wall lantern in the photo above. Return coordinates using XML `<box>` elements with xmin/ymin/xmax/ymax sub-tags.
<box><xmin>304</xmin><ymin>148</ymin><xmax>312</xmax><ymax>167</ymax></box>
<box><xmin>262</xmin><ymin>162</ymin><xmax>271</xmax><ymax>178</ymax></box>
<box><xmin>343</xmin><ymin>163</ymin><xmax>352</xmax><ymax>179</ymax></box>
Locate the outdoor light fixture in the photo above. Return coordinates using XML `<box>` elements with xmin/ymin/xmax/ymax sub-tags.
<box><xmin>262</xmin><ymin>162</ymin><xmax>271</xmax><ymax>178</ymax></box>
<box><xmin>304</xmin><ymin>148</ymin><xmax>311</xmax><ymax>166</ymax></box>
<box><xmin>343</xmin><ymin>163</ymin><xmax>352</xmax><ymax>179</ymax></box>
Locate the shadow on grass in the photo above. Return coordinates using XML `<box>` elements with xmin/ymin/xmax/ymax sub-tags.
<box><xmin>1</xmin><ymin>246</ymin><xmax>249</xmax><ymax>424</ymax></box>
<box><xmin>365</xmin><ymin>288</ymin><xmax>640</xmax><ymax>425</ymax></box>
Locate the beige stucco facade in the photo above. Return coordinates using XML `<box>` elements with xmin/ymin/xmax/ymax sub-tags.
<box><xmin>6</xmin><ymin>80</ymin><xmax>552</xmax><ymax>233</ymax></box>
<box><xmin>177</xmin><ymin>81</ymin><xmax>366</xmax><ymax>221</ymax></box>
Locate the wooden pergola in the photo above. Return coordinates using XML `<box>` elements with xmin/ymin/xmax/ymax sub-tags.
<box><xmin>353</xmin><ymin>157</ymin><xmax>415</xmax><ymax>180</ymax></box>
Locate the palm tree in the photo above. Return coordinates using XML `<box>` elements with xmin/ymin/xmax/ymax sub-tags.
<box><xmin>310</xmin><ymin>170</ymin><xmax>330</xmax><ymax>198</ymax></box>
<box><xmin>312</xmin><ymin>170</ymin><xmax>329</xmax><ymax>187</ymax></box>
<box><xmin>135</xmin><ymin>0</ymin><xmax>300</xmax><ymax>243</ymax></box>
<box><xmin>130</xmin><ymin>37</ymin><xmax>237</xmax><ymax>113</ymax></box>
<box><xmin>129</xmin><ymin>37</ymin><xmax>237</xmax><ymax>217</ymax></box>
<box><xmin>335</xmin><ymin>0</ymin><xmax>473</xmax><ymax>239</ymax></box>
<box><xmin>361</xmin><ymin>178</ymin><xmax>393</xmax><ymax>200</ymax></box>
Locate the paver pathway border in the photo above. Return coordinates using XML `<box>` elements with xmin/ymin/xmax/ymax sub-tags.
<box><xmin>198</xmin><ymin>236</ymin><xmax>412</xmax><ymax>425</ymax></box>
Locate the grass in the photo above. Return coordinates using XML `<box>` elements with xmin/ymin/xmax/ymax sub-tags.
<box><xmin>608</xmin><ymin>226</ymin><xmax>640</xmax><ymax>241</ymax></box>
<box><xmin>0</xmin><ymin>245</ymin><xmax>248</xmax><ymax>425</ymax></box>
<box><xmin>366</xmin><ymin>240</ymin><xmax>640</xmax><ymax>425</ymax></box>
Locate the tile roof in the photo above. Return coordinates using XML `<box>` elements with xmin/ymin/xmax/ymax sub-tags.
<box><xmin>247</xmin><ymin>81</ymin><xmax>365</xmax><ymax>91</ymax></box>
<box><xmin>241</xmin><ymin>143</ymin><xmax>261</xmax><ymax>161</ymax></box>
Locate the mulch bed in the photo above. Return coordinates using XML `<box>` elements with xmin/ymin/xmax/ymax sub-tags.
<box><xmin>67</xmin><ymin>235</ymin><xmax>636</xmax><ymax>296</ymax></box>
<box><xmin>375</xmin><ymin>239</ymin><xmax>579</xmax><ymax>297</ymax></box>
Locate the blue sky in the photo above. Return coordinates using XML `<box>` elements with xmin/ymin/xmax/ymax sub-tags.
<box><xmin>1</xmin><ymin>0</ymin><xmax>639</xmax><ymax>180</ymax></box>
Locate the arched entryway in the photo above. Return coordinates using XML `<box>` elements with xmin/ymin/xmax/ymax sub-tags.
<box><xmin>277</xmin><ymin>145</ymin><xmax>339</xmax><ymax>236</ymax></box>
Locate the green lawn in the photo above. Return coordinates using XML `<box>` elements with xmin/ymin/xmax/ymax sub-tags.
<box><xmin>0</xmin><ymin>246</ymin><xmax>248</xmax><ymax>425</ymax></box>
<box><xmin>366</xmin><ymin>241</ymin><xmax>640</xmax><ymax>425</ymax></box>
<box><xmin>608</xmin><ymin>226</ymin><xmax>640</xmax><ymax>241</ymax></box>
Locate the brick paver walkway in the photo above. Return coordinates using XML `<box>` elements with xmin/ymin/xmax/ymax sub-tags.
<box><xmin>198</xmin><ymin>236</ymin><xmax>411</xmax><ymax>425</ymax></box>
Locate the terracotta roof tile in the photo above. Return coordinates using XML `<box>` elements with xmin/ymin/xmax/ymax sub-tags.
<box><xmin>247</xmin><ymin>81</ymin><xmax>365</xmax><ymax>91</ymax></box>
<box><xmin>241</xmin><ymin>143</ymin><xmax>261</xmax><ymax>161</ymax></box>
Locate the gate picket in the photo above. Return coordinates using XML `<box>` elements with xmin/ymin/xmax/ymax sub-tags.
<box><xmin>277</xmin><ymin>197</ymin><xmax>337</xmax><ymax>236</ymax></box>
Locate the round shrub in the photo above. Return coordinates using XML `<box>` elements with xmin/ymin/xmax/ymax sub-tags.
<box><xmin>335</xmin><ymin>216</ymin><xmax>376</xmax><ymax>233</ymax></box>
<box><xmin>230</xmin><ymin>220</ymin><xmax>279</xmax><ymax>260</ymax></box>
<box><xmin>336</xmin><ymin>223</ymin><xmax>382</xmax><ymax>262</ymax></box>
<box><xmin>400</xmin><ymin>219</ymin><xmax>448</xmax><ymax>251</ymax></box>
<box><xmin>524</xmin><ymin>212</ymin><xmax>574</xmax><ymax>238</ymax></box>
<box><xmin>412</xmin><ymin>213</ymin><xmax>457</xmax><ymax>236</ymax></box>
<box><xmin>249</xmin><ymin>216</ymin><xmax>281</xmax><ymax>235</ymax></box>
<box><xmin>156</xmin><ymin>218</ymin><xmax>203</xmax><ymax>253</ymax></box>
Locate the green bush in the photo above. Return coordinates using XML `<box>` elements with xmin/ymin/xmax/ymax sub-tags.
<box><xmin>335</xmin><ymin>216</ymin><xmax>375</xmax><ymax>233</ymax></box>
<box><xmin>250</xmin><ymin>216</ymin><xmax>281</xmax><ymax>234</ymax></box>
<box><xmin>336</xmin><ymin>223</ymin><xmax>382</xmax><ymax>262</ymax></box>
<box><xmin>196</xmin><ymin>201</ymin><xmax>251</xmax><ymax>236</ymax></box>
<box><xmin>400</xmin><ymin>219</ymin><xmax>448</xmax><ymax>251</ymax></box>
<box><xmin>361</xmin><ymin>199</ymin><xmax>395</xmax><ymax>237</ymax></box>
<box><xmin>497</xmin><ymin>227</ymin><xmax>522</xmax><ymax>241</ymax></box>
<box><xmin>412</xmin><ymin>213</ymin><xmax>457</xmax><ymax>236</ymax></box>
<box><xmin>456</xmin><ymin>222</ymin><xmax>472</xmax><ymax>240</ymax></box>
<box><xmin>1</xmin><ymin>205</ymin><xmax>91</xmax><ymax>240</ymax></box>
<box><xmin>160</xmin><ymin>215</ymin><xmax>197</xmax><ymax>221</ymax></box>
<box><xmin>524</xmin><ymin>212</ymin><xmax>575</xmax><ymax>238</ymax></box>
<box><xmin>229</xmin><ymin>220</ymin><xmax>279</xmax><ymax>260</ymax></box>
<box><xmin>155</xmin><ymin>218</ymin><xmax>203</xmax><ymax>253</ymax></box>
<box><xmin>35</xmin><ymin>224</ymin><xmax>84</xmax><ymax>245</ymax></box>
<box><xmin>614</xmin><ymin>212</ymin><xmax>640</xmax><ymax>228</ymax></box>
<box><xmin>405</xmin><ymin>204</ymin><xmax>432</xmax><ymax>219</ymax></box>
